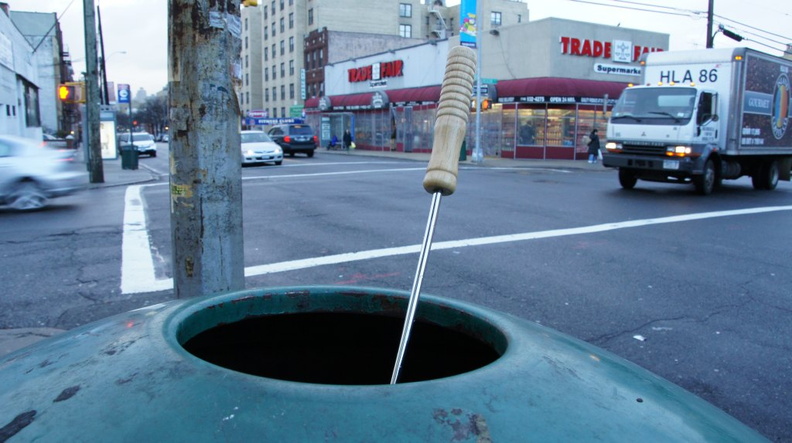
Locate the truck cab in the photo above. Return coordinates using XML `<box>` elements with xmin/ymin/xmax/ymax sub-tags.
<box><xmin>604</xmin><ymin>84</ymin><xmax>721</xmax><ymax>194</ymax></box>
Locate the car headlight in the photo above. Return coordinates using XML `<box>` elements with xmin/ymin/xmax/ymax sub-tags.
<box><xmin>274</xmin><ymin>146</ymin><xmax>282</xmax><ymax>154</ymax></box>
<box><xmin>605</xmin><ymin>142</ymin><xmax>622</xmax><ymax>151</ymax></box>
<box><xmin>666</xmin><ymin>145</ymin><xmax>692</xmax><ymax>157</ymax></box>
<box><xmin>243</xmin><ymin>149</ymin><xmax>254</xmax><ymax>156</ymax></box>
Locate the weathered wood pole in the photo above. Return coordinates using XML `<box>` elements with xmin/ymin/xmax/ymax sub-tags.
<box><xmin>168</xmin><ymin>0</ymin><xmax>245</xmax><ymax>298</ymax></box>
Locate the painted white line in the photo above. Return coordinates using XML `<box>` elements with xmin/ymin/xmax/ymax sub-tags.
<box><xmin>121</xmin><ymin>200</ymin><xmax>792</xmax><ymax>294</ymax></box>
<box><xmin>121</xmin><ymin>185</ymin><xmax>159</xmax><ymax>293</ymax></box>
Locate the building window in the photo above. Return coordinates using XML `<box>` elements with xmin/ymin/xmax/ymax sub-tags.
<box><xmin>245</xmin><ymin>73</ymin><xmax>249</xmax><ymax>86</ymax></box>
<box><xmin>272</xmin><ymin>64</ymin><xmax>277</xmax><ymax>79</ymax></box>
<box><xmin>245</xmin><ymin>55</ymin><xmax>249</xmax><ymax>68</ymax></box>
<box><xmin>319</xmin><ymin>49</ymin><xmax>323</xmax><ymax>66</ymax></box>
<box><xmin>289</xmin><ymin>84</ymin><xmax>295</xmax><ymax>99</ymax></box>
<box><xmin>244</xmin><ymin>36</ymin><xmax>248</xmax><ymax>49</ymax></box>
<box><xmin>246</xmin><ymin>92</ymin><xmax>249</xmax><ymax>104</ymax></box>
<box><xmin>289</xmin><ymin>12</ymin><xmax>294</xmax><ymax>29</ymax></box>
<box><xmin>244</xmin><ymin>18</ymin><xmax>248</xmax><ymax>31</ymax></box>
<box><xmin>308</xmin><ymin>8</ymin><xmax>313</xmax><ymax>25</ymax></box>
<box><xmin>491</xmin><ymin>11</ymin><xmax>502</xmax><ymax>26</ymax></box>
<box><xmin>280</xmin><ymin>40</ymin><xmax>285</xmax><ymax>55</ymax></box>
<box><xmin>264</xmin><ymin>26</ymin><xmax>268</xmax><ymax>40</ymax></box>
<box><xmin>265</xmin><ymin>67</ymin><xmax>269</xmax><ymax>81</ymax></box>
<box><xmin>280</xmin><ymin>86</ymin><xmax>285</xmax><ymax>100</ymax></box>
<box><xmin>289</xmin><ymin>60</ymin><xmax>295</xmax><ymax>75</ymax></box>
<box><xmin>281</xmin><ymin>107</ymin><xmax>286</xmax><ymax>117</ymax></box>
<box><xmin>399</xmin><ymin>24</ymin><xmax>412</xmax><ymax>38</ymax></box>
<box><xmin>272</xmin><ymin>44</ymin><xmax>276</xmax><ymax>58</ymax></box>
<box><xmin>270</xmin><ymin>1</ymin><xmax>275</xmax><ymax>15</ymax></box>
<box><xmin>265</xmin><ymin>89</ymin><xmax>269</xmax><ymax>102</ymax></box>
<box><xmin>289</xmin><ymin>36</ymin><xmax>294</xmax><ymax>52</ymax></box>
<box><xmin>280</xmin><ymin>62</ymin><xmax>285</xmax><ymax>77</ymax></box>
<box><xmin>280</xmin><ymin>18</ymin><xmax>284</xmax><ymax>33</ymax></box>
<box><xmin>272</xmin><ymin>87</ymin><xmax>277</xmax><ymax>102</ymax></box>
<box><xmin>517</xmin><ymin>14</ymin><xmax>522</xmax><ymax>23</ymax></box>
<box><xmin>264</xmin><ymin>47</ymin><xmax>268</xmax><ymax>61</ymax></box>
<box><xmin>272</xmin><ymin>22</ymin><xmax>276</xmax><ymax>37</ymax></box>
<box><xmin>399</xmin><ymin>3</ymin><xmax>412</xmax><ymax>18</ymax></box>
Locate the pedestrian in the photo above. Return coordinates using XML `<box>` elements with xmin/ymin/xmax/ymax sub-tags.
<box><xmin>342</xmin><ymin>129</ymin><xmax>353</xmax><ymax>150</ymax></box>
<box><xmin>587</xmin><ymin>129</ymin><xmax>600</xmax><ymax>163</ymax></box>
<box><xmin>519</xmin><ymin>122</ymin><xmax>535</xmax><ymax>145</ymax></box>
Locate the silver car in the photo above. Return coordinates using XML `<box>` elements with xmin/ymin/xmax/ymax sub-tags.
<box><xmin>0</xmin><ymin>135</ymin><xmax>88</xmax><ymax>210</ymax></box>
<box><xmin>241</xmin><ymin>130</ymin><xmax>283</xmax><ymax>166</ymax></box>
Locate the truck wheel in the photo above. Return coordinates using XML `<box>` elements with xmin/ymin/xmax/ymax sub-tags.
<box><xmin>618</xmin><ymin>169</ymin><xmax>637</xmax><ymax>189</ymax></box>
<box><xmin>694</xmin><ymin>159</ymin><xmax>716</xmax><ymax>195</ymax></box>
<box><xmin>751</xmin><ymin>161</ymin><xmax>779</xmax><ymax>190</ymax></box>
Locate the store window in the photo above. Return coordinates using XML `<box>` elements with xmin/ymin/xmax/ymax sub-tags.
<box><xmin>545</xmin><ymin>109</ymin><xmax>576</xmax><ymax>147</ymax></box>
<box><xmin>399</xmin><ymin>24</ymin><xmax>412</xmax><ymax>38</ymax></box>
<box><xmin>517</xmin><ymin>108</ymin><xmax>545</xmax><ymax>145</ymax></box>
<box><xmin>399</xmin><ymin>3</ymin><xmax>412</xmax><ymax>17</ymax></box>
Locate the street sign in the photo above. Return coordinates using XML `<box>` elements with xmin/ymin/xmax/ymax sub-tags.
<box><xmin>473</xmin><ymin>85</ymin><xmax>489</xmax><ymax>95</ymax></box>
<box><xmin>117</xmin><ymin>84</ymin><xmax>131</xmax><ymax>104</ymax></box>
<box><xmin>481</xmin><ymin>78</ymin><xmax>498</xmax><ymax>85</ymax></box>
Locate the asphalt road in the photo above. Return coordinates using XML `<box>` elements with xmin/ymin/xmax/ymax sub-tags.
<box><xmin>1</xmin><ymin>146</ymin><xmax>790</xmax><ymax>440</ymax></box>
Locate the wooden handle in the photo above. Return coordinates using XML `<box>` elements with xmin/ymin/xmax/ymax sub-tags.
<box><xmin>423</xmin><ymin>46</ymin><xmax>476</xmax><ymax>196</ymax></box>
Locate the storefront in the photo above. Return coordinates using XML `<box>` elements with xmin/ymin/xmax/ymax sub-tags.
<box><xmin>305</xmin><ymin>18</ymin><xmax>669</xmax><ymax>160</ymax></box>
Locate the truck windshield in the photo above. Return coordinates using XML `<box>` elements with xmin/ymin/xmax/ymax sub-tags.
<box><xmin>611</xmin><ymin>87</ymin><xmax>696</xmax><ymax>124</ymax></box>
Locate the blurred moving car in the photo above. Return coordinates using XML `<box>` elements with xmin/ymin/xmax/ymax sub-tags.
<box><xmin>118</xmin><ymin>132</ymin><xmax>157</xmax><ymax>157</ymax></box>
<box><xmin>0</xmin><ymin>135</ymin><xmax>88</xmax><ymax>211</ymax></box>
<box><xmin>267</xmin><ymin>124</ymin><xmax>318</xmax><ymax>157</ymax></box>
<box><xmin>241</xmin><ymin>131</ymin><xmax>283</xmax><ymax>166</ymax></box>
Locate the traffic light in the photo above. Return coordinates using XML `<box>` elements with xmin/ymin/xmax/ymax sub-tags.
<box><xmin>57</xmin><ymin>82</ymin><xmax>85</xmax><ymax>104</ymax></box>
<box><xmin>242</xmin><ymin>0</ymin><xmax>259</xmax><ymax>6</ymax></box>
<box><xmin>481</xmin><ymin>99</ymin><xmax>491</xmax><ymax>111</ymax></box>
<box><xmin>58</xmin><ymin>84</ymin><xmax>75</xmax><ymax>102</ymax></box>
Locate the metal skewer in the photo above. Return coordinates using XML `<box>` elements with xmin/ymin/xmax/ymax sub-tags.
<box><xmin>390</xmin><ymin>46</ymin><xmax>477</xmax><ymax>384</ymax></box>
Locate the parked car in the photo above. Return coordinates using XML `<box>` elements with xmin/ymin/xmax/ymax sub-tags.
<box><xmin>118</xmin><ymin>132</ymin><xmax>157</xmax><ymax>157</ymax></box>
<box><xmin>240</xmin><ymin>130</ymin><xmax>283</xmax><ymax>166</ymax></box>
<box><xmin>0</xmin><ymin>135</ymin><xmax>88</xmax><ymax>211</ymax></box>
<box><xmin>267</xmin><ymin>124</ymin><xmax>318</xmax><ymax>157</ymax></box>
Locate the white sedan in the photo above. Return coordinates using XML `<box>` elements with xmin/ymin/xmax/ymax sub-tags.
<box><xmin>241</xmin><ymin>131</ymin><xmax>283</xmax><ymax>166</ymax></box>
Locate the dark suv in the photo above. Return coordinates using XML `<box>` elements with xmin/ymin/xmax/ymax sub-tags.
<box><xmin>267</xmin><ymin>124</ymin><xmax>318</xmax><ymax>157</ymax></box>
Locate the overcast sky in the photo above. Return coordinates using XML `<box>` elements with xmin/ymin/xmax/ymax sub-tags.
<box><xmin>25</xmin><ymin>0</ymin><xmax>792</xmax><ymax>97</ymax></box>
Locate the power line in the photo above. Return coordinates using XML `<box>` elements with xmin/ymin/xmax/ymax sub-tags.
<box><xmin>566</xmin><ymin>0</ymin><xmax>695</xmax><ymax>17</ymax></box>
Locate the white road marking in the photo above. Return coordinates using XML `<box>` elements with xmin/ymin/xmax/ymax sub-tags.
<box><xmin>121</xmin><ymin>185</ymin><xmax>158</xmax><ymax>294</ymax></box>
<box><xmin>120</xmin><ymin>179</ymin><xmax>792</xmax><ymax>294</ymax></box>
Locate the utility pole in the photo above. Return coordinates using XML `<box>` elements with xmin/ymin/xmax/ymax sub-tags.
<box><xmin>706</xmin><ymin>0</ymin><xmax>715</xmax><ymax>48</ymax></box>
<box><xmin>168</xmin><ymin>0</ymin><xmax>245</xmax><ymax>298</ymax></box>
<box><xmin>83</xmin><ymin>0</ymin><xmax>103</xmax><ymax>183</ymax></box>
<box><xmin>97</xmin><ymin>6</ymin><xmax>109</xmax><ymax>105</ymax></box>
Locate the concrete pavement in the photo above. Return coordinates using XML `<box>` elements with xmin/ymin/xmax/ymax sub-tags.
<box><xmin>0</xmin><ymin>148</ymin><xmax>604</xmax><ymax>358</ymax></box>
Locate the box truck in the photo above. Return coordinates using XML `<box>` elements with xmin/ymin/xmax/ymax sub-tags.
<box><xmin>603</xmin><ymin>47</ymin><xmax>792</xmax><ymax>194</ymax></box>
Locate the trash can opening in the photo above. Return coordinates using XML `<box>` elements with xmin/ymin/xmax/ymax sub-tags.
<box><xmin>175</xmin><ymin>288</ymin><xmax>506</xmax><ymax>385</ymax></box>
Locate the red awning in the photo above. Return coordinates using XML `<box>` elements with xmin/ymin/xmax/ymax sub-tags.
<box><xmin>332</xmin><ymin>92</ymin><xmax>373</xmax><ymax>107</ymax></box>
<box><xmin>495</xmin><ymin>77</ymin><xmax>628</xmax><ymax>101</ymax></box>
<box><xmin>386</xmin><ymin>86</ymin><xmax>441</xmax><ymax>104</ymax></box>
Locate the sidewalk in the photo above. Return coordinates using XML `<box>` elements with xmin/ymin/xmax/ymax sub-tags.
<box><xmin>0</xmin><ymin>148</ymin><xmax>604</xmax><ymax>358</ymax></box>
